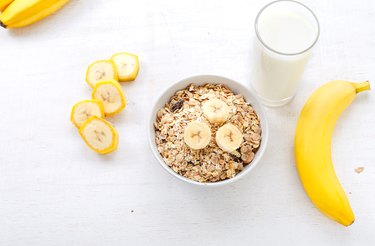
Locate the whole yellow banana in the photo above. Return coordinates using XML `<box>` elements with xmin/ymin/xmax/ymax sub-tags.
<box><xmin>0</xmin><ymin>0</ymin><xmax>69</xmax><ymax>28</ymax></box>
<box><xmin>295</xmin><ymin>80</ymin><xmax>370</xmax><ymax>226</ymax></box>
<box><xmin>0</xmin><ymin>0</ymin><xmax>14</xmax><ymax>11</ymax></box>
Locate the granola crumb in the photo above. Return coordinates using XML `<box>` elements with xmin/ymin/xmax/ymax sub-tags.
<box><xmin>355</xmin><ymin>167</ymin><xmax>364</xmax><ymax>174</ymax></box>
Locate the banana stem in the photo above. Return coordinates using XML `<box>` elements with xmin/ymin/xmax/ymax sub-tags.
<box><xmin>353</xmin><ymin>81</ymin><xmax>370</xmax><ymax>93</ymax></box>
<box><xmin>0</xmin><ymin>21</ymin><xmax>6</xmax><ymax>28</ymax></box>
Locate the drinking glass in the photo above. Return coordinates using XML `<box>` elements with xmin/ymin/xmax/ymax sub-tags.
<box><xmin>251</xmin><ymin>0</ymin><xmax>320</xmax><ymax>107</ymax></box>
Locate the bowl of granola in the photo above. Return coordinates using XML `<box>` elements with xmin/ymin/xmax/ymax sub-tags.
<box><xmin>149</xmin><ymin>75</ymin><xmax>268</xmax><ymax>186</ymax></box>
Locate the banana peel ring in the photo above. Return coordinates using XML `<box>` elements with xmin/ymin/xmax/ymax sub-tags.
<box><xmin>70</xmin><ymin>99</ymin><xmax>105</xmax><ymax>128</ymax></box>
<box><xmin>92</xmin><ymin>80</ymin><xmax>126</xmax><ymax>116</ymax></box>
<box><xmin>79</xmin><ymin>116</ymin><xmax>118</xmax><ymax>154</ymax></box>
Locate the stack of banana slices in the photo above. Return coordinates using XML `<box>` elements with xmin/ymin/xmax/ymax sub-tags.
<box><xmin>71</xmin><ymin>52</ymin><xmax>139</xmax><ymax>154</ymax></box>
<box><xmin>184</xmin><ymin>98</ymin><xmax>244</xmax><ymax>153</ymax></box>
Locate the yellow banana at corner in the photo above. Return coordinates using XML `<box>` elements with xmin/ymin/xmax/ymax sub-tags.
<box><xmin>0</xmin><ymin>0</ymin><xmax>14</xmax><ymax>11</ymax></box>
<box><xmin>295</xmin><ymin>80</ymin><xmax>370</xmax><ymax>226</ymax></box>
<box><xmin>0</xmin><ymin>0</ymin><xmax>69</xmax><ymax>28</ymax></box>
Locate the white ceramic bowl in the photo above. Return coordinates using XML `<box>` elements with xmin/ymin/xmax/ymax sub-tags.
<box><xmin>148</xmin><ymin>75</ymin><xmax>269</xmax><ymax>187</ymax></box>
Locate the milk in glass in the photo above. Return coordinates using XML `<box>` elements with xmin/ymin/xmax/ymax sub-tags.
<box><xmin>252</xmin><ymin>1</ymin><xmax>319</xmax><ymax>107</ymax></box>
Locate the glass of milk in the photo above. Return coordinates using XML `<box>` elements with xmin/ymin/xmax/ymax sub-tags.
<box><xmin>251</xmin><ymin>0</ymin><xmax>319</xmax><ymax>107</ymax></box>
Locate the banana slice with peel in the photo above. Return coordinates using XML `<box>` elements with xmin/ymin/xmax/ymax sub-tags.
<box><xmin>86</xmin><ymin>60</ymin><xmax>118</xmax><ymax>88</ymax></box>
<box><xmin>216</xmin><ymin>123</ymin><xmax>243</xmax><ymax>153</ymax></box>
<box><xmin>203</xmin><ymin>98</ymin><xmax>229</xmax><ymax>124</ymax></box>
<box><xmin>111</xmin><ymin>52</ymin><xmax>140</xmax><ymax>82</ymax></box>
<box><xmin>0</xmin><ymin>0</ymin><xmax>14</xmax><ymax>12</ymax></box>
<box><xmin>70</xmin><ymin>99</ymin><xmax>104</xmax><ymax>128</ymax></box>
<box><xmin>79</xmin><ymin>116</ymin><xmax>118</xmax><ymax>154</ymax></box>
<box><xmin>184</xmin><ymin>121</ymin><xmax>211</xmax><ymax>150</ymax></box>
<box><xmin>92</xmin><ymin>80</ymin><xmax>126</xmax><ymax>116</ymax></box>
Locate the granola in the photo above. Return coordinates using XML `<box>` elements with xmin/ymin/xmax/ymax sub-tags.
<box><xmin>154</xmin><ymin>83</ymin><xmax>262</xmax><ymax>183</ymax></box>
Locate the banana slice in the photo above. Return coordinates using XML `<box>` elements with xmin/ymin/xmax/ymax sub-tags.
<box><xmin>92</xmin><ymin>80</ymin><xmax>126</xmax><ymax>116</ymax></box>
<box><xmin>183</xmin><ymin>121</ymin><xmax>211</xmax><ymax>150</ymax></box>
<box><xmin>86</xmin><ymin>60</ymin><xmax>118</xmax><ymax>88</ymax></box>
<box><xmin>70</xmin><ymin>99</ymin><xmax>104</xmax><ymax>128</ymax></box>
<box><xmin>79</xmin><ymin>116</ymin><xmax>118</xmax><ymax>154</ymax></box>
<box><xmin>216</xmin><ymin>123</ymin><xmax>243</xmax><ymax>153</ymax></box>
<box><xmin>202</xmin><ymin>98</ymin><xmax>229</xmax><ymax>124</ymax></box>
<box><xmin>111</xmin><ymin>52</ymin><xmax>139</xmax><ymax>82</ymax></box>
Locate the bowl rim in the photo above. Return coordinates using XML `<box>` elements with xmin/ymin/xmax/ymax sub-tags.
<box><xmin>148</xmin><ymin>75</ymin><xmax>269</xmax><ymax>187</ymax></box>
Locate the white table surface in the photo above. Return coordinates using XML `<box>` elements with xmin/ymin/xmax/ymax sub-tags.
<box><xmin>0</xmin><ymin>0</ymin><xmax>374</xmax><ymax>245</ymax></box>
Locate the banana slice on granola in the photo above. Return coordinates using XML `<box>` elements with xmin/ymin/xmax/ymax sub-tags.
<box><xmin>216</xmin><ymin>123</ymin><xmax>243</xmax><ymax>153</ymax></box>
<box><xmin>203</xmin><ymin>98</ymin><xmax>229</xmax><ymax>124</ymax></box>
<box><xmin>183</xmin><ymin>121</ymin><xmax>211</xmax><ymax>150</ymax></box>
